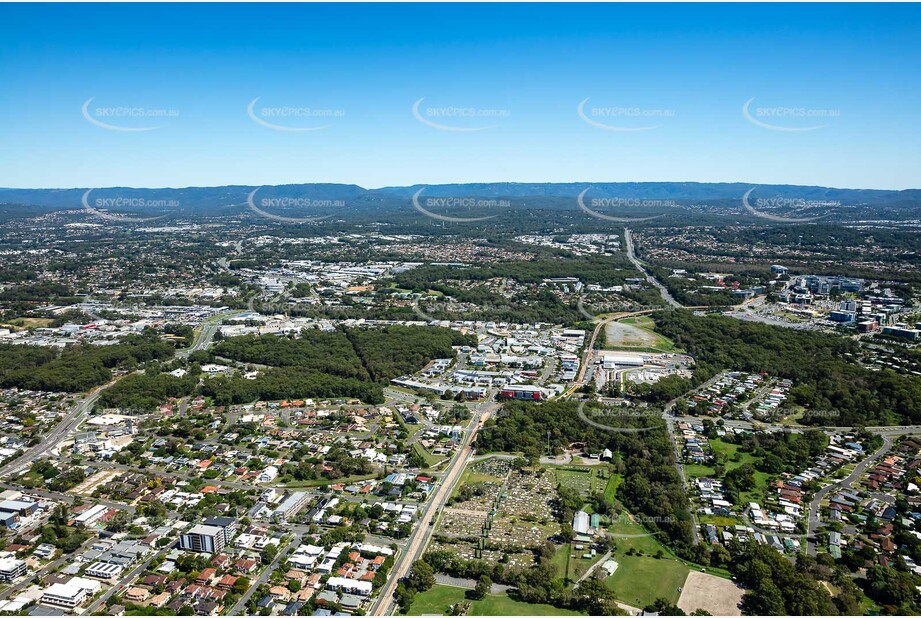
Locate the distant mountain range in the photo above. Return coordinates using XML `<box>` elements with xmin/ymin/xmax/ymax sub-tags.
<box><xmin>1</xmin><ymin>182</ymin><xmax>919</xmax><ymax>217</ymax></box>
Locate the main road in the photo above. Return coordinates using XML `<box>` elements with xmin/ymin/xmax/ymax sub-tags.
<box><xmin>370</xmin><ymin>401</ymin><xmax>498</xmax><ymax>616</ymax></box>
<box><xmin>624</xmin><ymin>228</ymin><xmax>681</xmax><ymax>309</ymax></box>
<box><xmin>0</xmin><ymin>380</ymin><xmax>116</xmax><ymax>478</ymax></box>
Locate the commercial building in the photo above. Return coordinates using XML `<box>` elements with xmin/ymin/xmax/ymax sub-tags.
<box><xmin>0</xmin><ymin>557</ymin><xmax>26</xmax><ymax>581</ymax></box>
<box><xmin>40</xmin><ymin>577</ymin><xmax>100</xmax><ymax>609</ymax></box>
<box><xmin>829</xmin><ymin>311</ymin><xmax>856</xmax><ymax>323</ymax></box>
<box><xmin>179</xmin><ymin>524</ymin><xmax>225</xmax><ymax>554</ymax></box>
<box><xmin>883</xmin><ymin>326</ymin><xmax>921</xmax><ymax>341</ymax></box>
<box><xmin>0</xmin><ymin>500</ymin><xmax>38</xmax><ymax>518</ymax></box>
<box><xmin>273</xmin><ymin>492</ymin><xmax>310</xmax><ymax>522</ymax></box>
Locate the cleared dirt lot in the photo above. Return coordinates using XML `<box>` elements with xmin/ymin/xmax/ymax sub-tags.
<box><xmin>605</xmin><ymin>320</ymin><xmax>658</xmax><ymax>347</ymax></box>
<box><xmin>677</xmin><ymin>571</ymin><xmax>743</xmax><ymax>616</ymax></box>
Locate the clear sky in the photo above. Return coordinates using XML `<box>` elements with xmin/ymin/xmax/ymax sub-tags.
<box><xmin>1</xmin><ymin>3</ymin><xmax>919</xmax><ymax>190</ymax></box>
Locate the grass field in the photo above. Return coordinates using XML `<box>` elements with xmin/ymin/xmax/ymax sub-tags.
<box><xmin>550</xmin><ymin>543</ymin><xmax>571</xmax><ymax>580</ymax></box>
<box><xmin>450</xmin><ymin>462</ymin><xmax>506</xmax><ymax>499</ymax></box>
<box><xmin>0</xmin><ymin>317</ymin><xmax>55</xmax><ymax>331</ymax></box>
<box><xmin>408</xmin><ymin>584</ymin><xmax>584</xmax><ymax>616</ymax></box>
<box><xmin>685</xmin><ymin>439</ymin><xmax>771</xmax><ymax>506</ymax></box>
<box><xmin>605</xmin><ymin>554</ymin><xmax>689</xmax><ymax>608</ymax></box>
<box><xmin>684</xmin><ymin>463</ymin><xmax>716</xmax><ymax>479</ymax></box>
<box><xmin>603</xmin><ymin>515</ymin><xmax>691</xmax><ymax>608</ymax></box>
<box><xmin>393</xmin><ymin>409</ymin><xmax>424</xmax><ymax>439</ymax></box>
<box><xmin>283</xmin><ymin>473</ymin><xmax>377</xmax><ymax>488</ymax></box>
<box><xmin>603</xmin><ymin>473</ymin><xmax>622</xmax><ymax>503</ymax></box>
<box><xmin>551</xmin><ymin>542</ymin><xmax>606</xmax><ymax>582</ymax></box>
<box><xmin>698</xmin><ymin>513</ymin><xmax>744</xmax><ymax>527</ymax></box>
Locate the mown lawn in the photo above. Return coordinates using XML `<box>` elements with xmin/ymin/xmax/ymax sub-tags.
<box><xmin>604</xmin><ymin>555</ymin><xmax>689</xmax><ymax>608</ymax></box>
<box><xmin>408</xmin><ymin>584</ymin><xmax>584</xmax><ymax>615</ymax></box>
<box><xmin>550</xmin><ymin>543</ymin><xmax>571</xmax><ymax>580</ymax></box>
<box><xmin>603</xmin><ymin>515</ymin><xmax>690</xmax><ymax>608</ymax></box>
<box><xmin>687</xmin><ymin>439</ymin><xmax>771</xmax><ymax>503</ymax></box>
<box><xmin>684</xmin><ymin>463</ymin><xmax>715</xmax><ymax>479</ymax></box>
<box><xmin>698</xmin><ymin>513</ymin><xmax>744</xmax><ymax>527</ymax></box>
<box><xmin>413</xmin><ymin>442</ymin><xmax>443</xmax><ymax>468</ymax></box>
<box><xmin>603</xmin><ymin>473</ymin><xmax>622</xmax><ymax>503</ymax></box>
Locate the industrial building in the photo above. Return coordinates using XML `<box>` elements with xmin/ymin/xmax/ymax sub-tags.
<box><xmin>74</xmin><ymin>504</ymin><xmax>109</xmax><ymax>528</ymax></box>
<box><xmin>498</xmin><ymin>384</ymin><xmax>544</xmax><ymax>400</ymax></box>
<box><xmin>599</xmin><ymin>353</ymin><xmax>645</xmax><ymax>369</ymax></box>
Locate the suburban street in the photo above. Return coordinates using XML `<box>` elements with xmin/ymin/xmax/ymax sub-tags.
<box><xmin>805</xmin><ymin>435</ymin><xmax>894</xmax><ymax>556</ymax></box>
<box><xmin>84</xmin><ymin>546</ymin><xmax>172</xmax><ymax>614</ymax></box>
<box><xmin>227</xmin><ymin>533</ymin><xmax>304</xmax><ymax>615</ymax></box>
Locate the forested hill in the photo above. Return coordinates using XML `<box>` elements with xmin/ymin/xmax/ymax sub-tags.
<box><xmin>3</xmin><ymin>181</ymin><xmax>919</xmax><ymax>216</ymax></box>
<box><xmin>652</xmin><ymin>310</ymin><xmax>921</xmax><ymax>426</ymax></box>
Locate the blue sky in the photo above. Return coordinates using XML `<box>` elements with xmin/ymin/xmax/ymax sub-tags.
<box><xmin>1</xmin><ymin>3</ymin><xmax>919</xmax><ymax>189</ymax></box>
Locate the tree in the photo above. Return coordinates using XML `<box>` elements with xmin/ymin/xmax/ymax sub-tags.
<box><xmin>260</xmin><ymin>543</ymin><xmax>278</xmax><ymax>565</ymax></box>
<box><xmin>645</xmin><ymin>597</ymin><xmax>686</xmax><ymax>616</ymax></box>
<box><xmin>468</xmin><ymin>575</ymin><xmax>491</xmax><ymax>600</ymax></box>
<box><xmin>407</xmin><ymin>560</ymin><xmax>435</xmax><ymax>593</ymax></box>
<box><xmin>233</xmin><ymin>576</ymin><xmax>251</xmax><ymax>595</ymax></box>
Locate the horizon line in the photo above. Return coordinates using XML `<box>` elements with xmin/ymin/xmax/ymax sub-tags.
<box><xmin>1</xmin><ymin>180</ymin><xmax>918</xmax><ymax>193</ymax></box>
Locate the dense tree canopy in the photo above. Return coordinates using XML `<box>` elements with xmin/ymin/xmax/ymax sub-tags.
<box><xmin>653</xmin><ymin>310</ymin><xmax>921</xmax><ymax>426</ymax></box>
<box><xmin>0</xmin><ymin>330</ymin><xmax>176</xmax><ymax>392</ymax></box>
